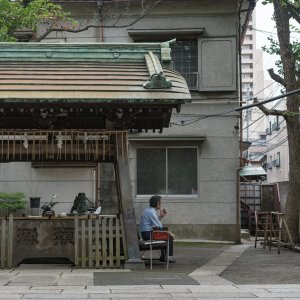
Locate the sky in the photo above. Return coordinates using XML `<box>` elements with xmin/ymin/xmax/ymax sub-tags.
<box><xmin>255</xmin><ymin>1</ymin><xmax>277</xmax><ymax>79</ymax></box>
<box><xmin>255</xmin><ymin>1</ymin><xmax>300</xmax><ymax>79</ymax></box>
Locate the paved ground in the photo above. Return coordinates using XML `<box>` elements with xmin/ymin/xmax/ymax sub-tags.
<box><xmin>221</xmin><ymin>244</ymin><xmax>300</xmax><ymax>284</ymax></box>
<box><xmin>0</xmin><ymin>240</ymin><xmax>300</xmax><ymax>299</ymax></box>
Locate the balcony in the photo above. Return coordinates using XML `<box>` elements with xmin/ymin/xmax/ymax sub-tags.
<box><xmin>181</xmin><ymin>72</ymin><xmax>199</xmax><ymax>91</ymax></box>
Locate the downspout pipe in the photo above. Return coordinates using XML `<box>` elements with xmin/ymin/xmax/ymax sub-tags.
<box><xmin>97</xmin><ymin>0</ymin><xmax>104</xmax><ymax>42</ymax></box>
<box><xmin>236</xmin><ymin>0</ymin><xmax>255</xmax><ymax>243</ymax></box>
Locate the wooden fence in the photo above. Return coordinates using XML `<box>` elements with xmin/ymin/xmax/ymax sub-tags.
<box><xmin>74</xmin><ymin>215</ymin><xmax>127</xmax><ymax>268</ymax></box>
<box><xmin>0</xmin><ymin>215</ymin><xmax>13</xmax><ymax>268</ymax></box>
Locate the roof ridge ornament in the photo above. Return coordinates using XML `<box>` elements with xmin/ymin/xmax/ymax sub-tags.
<box><xmin>143</xmin><ymin>51</ymin><xmax>172</xmax><ymax>89</ymax></box>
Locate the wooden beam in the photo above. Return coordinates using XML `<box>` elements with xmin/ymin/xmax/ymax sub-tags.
<box><xmin>114</xmin><ymin>133</ymin><xmax>145</xmax><ymax>269</ymax></box>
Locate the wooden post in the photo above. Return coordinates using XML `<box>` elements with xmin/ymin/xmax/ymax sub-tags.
<box><xmin>1</xmin><ymin>219</ymin><xmax>6</xmax><ymax>268</ymax></box>
<box><xmin>102</xmin><ymin>217</ymin><xmax>107</xmax><ymax>268</ymax></box>
<box><xmin>7</xmin><ymin>214</ymin><xmax>13</xmax><ymax>268</ymax></box>
<box><xmin>74</xmin><ymin>216</ymin><xmax>79</xmax><ymax>267</ymax></box>
<box><xmin>114</xmin><ymin>133</ymin><xmax>145</xmax><ymax>269</ymax></box>
<box><xmin>95</xmin><ymin>218</ymin><xmax>100</xmax><ymax>269</ymax></box>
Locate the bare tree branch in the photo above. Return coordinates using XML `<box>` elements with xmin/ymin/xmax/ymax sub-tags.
<box><xmin>253</xmin><ymin>97</ymin><xmax>285</xmax><ymax>117</ymax></box>
<box><xmin>35</xmin><ymin>0</ymin><xmax>162</xmax><ymax>42</ymax></box>
<box><xmin>268</xmin><ymin>68</ymin><xmax>287</xmax><ymax>87</ymax></box>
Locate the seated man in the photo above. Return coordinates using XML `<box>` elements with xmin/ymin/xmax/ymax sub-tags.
<box><xmin>140</xmin><ymin>195</ymin><xmax>175</xmax><ymax>263</ymax></box>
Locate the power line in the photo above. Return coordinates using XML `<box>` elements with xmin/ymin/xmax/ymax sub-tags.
<box><xmin>171</xmin><ymin>88</ymin><xmax>300</xmax><ymax>127</ymax></box>
<box><xmin>236</xmin><ymin>88</ymin><xmax>300</xmax><ymax>111</ymax></box>
<box><xmin>242</xmin><ymin>83</ymin><xmax>281</xmax><ymax>129</ymax></box>
<box><xmin>252</xmin><ymin>27</ymin><xmax>300</xmax><ymax>41</ymax></box>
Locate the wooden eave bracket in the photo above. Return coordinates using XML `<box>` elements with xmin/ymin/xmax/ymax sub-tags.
<box><xmin>143</xmin><ymin>51</ymin><xmax>172</xmax><ymax>89</ymax></box>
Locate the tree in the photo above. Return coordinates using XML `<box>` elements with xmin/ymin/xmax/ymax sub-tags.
<box><xmin>256</xmin><ymin>0</ymin><xmax>300</xmax><ymax>242</ymax></box>
<box><xmin>0</xmin><ymin>0</ymin><xmax>70</xmax><ymax>42</ymax></box>
<box><xmin>0</xmin><ymin>0</ymin><xmax>162</xmax><ymax>42</ymax></box>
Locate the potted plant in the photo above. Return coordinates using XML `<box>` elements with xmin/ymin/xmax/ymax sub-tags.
<box><xmin>0</xmin><ymin>192</ymin><xmax>26</xmax><ymax>216</ymax></box>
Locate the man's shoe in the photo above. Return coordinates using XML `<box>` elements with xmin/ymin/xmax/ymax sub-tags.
<box><xmin>168</xmin><ymin>256</ymin><xmax>176</xmax><ymax>263</ymax></box>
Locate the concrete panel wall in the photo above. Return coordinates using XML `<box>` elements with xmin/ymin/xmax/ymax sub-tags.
<box><xmin>0</xmin><ymin>162</ymin><xmax>95</xmax><ymax>214</ymax></box>
<box><xmin>130</xmin><ymin>101</ymin><xmax>240</xmax><ymax>241</ymax></box>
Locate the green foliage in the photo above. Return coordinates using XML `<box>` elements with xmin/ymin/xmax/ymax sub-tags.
<box><xmin>263</xmin><ymin>37</ymin><xmax>300</xmax><ymax>79</ymax></box>
<box><xmin>0</xmin><ymin>0</ymin><xmax>70</xmax><ymax>42</ymax></box>
<box><xmin>262</xmin><ymin>0</ymin><xmax>300</xmax><ymax>7</ymax></box>
<box><xmin>0</xmin><ymin>192</ymin><xmax>26</xmax><ymax>210</ymax></box>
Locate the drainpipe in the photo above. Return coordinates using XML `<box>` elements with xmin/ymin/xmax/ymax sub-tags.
<box><xmin>236</xmin><ymin>0</ymin><xmax>244</xmax><ymax>243</ymax></box>
<box><xmin>236</xmin><ymin>167</ymin><xmax>243</xmax><ymax>243</ymax></box>
<box><xmin>97</xmin><ymin>0</ymin><xmax>104</xmax><ymax>42</ymax></box>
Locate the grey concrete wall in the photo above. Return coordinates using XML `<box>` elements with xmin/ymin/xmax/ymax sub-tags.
<box><xmin>0</xmin><ymin>162</ymin><xmax>95</xmax><ymax>215</ymax></box>
<box><xmin>131</xmin><ymin>101</ymin><xmax>240</xmax><ymax>241</ymax></box>
<box><xmin>46</xmin><ymin>0</ymin><xmax>238</xmax><ymax>42</ymax></box>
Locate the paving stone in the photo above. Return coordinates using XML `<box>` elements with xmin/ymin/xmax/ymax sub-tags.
<box><xmin>89</xmin><ymin>293</ymin><xmax>172</xmax><ymax>299</ymax></box>
<box><xmin>253</xmin><ymin>292</ymin><xmax>300</xmax><ymax>298</ymax></box>
<box><xmin>62</xmin><ymin>273</ymin><xmax>93</xmax><ymax>279</ymax></box>
<box><xmin>22</xmin><ymin>290</ymin><xmax>62</xmax><ymax>294</ymax></box>
<box><xmin>189</xmin><ymin>275</ymin><xmax>233</xmax><ymax>285</ymax></box>
<box><xmin>190</xmin><ymin>265</ymin><xmax>228</xmax><ymax>276</ymax></box>
<box><xmin>0</xmin><ymin>286</ymin><xmax>30</xmax><ymax>291</ymax></box>
<box><xmin>58</xmin><ymin>278</ymin><xmax>93</xmax><ymax>286</ymax></box>
<box><xmin>93</xmin><ymin>285</ymin><xmax>161</xmax><ymax>289</ymax></box>
<box><xmin>72</xmin><ymin>269</ymin><xmax>130</xmax><ymax>273</ymax></box>
<box><xmin>22</xmin><ymin>293</ymin><xmax>89</xmax><ymax>299</ymax></box>
<box><xmin>110</xmin><ymin>288</ymin><xmax>174</xmax><ymax>294</ymax></box>
<box><xmin>18</xmin><ymin>264</ymin><xmax>71</xmax><ymax>270</ymax></box>
<box><xmin>236</xmin><ymin>284</ymin><xmax>300</xmax><ymax>289</ymax></box>
<box><xmin>0</xmin><ymin>295</ymin><xmax>24</xmax><ymax>299</ymax></box>
<box><xmin>63</xmin><ymin>289</ymin><xmax>110</xmax><ymax>294</ymax></box>
<box><xmin>170</xmin><ymin>292</ymin><xmax>256</xmax><ymax>298</ymax></box>
<box><xmin>188</xmin><ymin>285</ymin><xmax>239</xmax><ymax>292</ymax></box>
<box><xmin>30</xmin><ymin>286</ymin><xmax>85</xmax><ymax>290</ymax></box>
<box><xmin>267</xmin><ymin>288</ymin><xmax>300</xmax><ymax>293</ymax></box>
<box><xmin>11</xmin><ymin>275</ymin><xmax>58</xmax><ymax>283</ymax></box>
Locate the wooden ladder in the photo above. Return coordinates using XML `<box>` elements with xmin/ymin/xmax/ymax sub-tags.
<box><xmin>263</xmin><ymin>211</ymin><xmax>294</xmax><ymax>254</ymax></box>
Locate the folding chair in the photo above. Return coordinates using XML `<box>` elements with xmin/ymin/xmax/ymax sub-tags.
<box><xmin>137</xmin><ymin>229</ymin><xmax>169</xmax><ymax>269</ymax></box>
<box><xmin>150</xmin><ymin>230</ymin><xmax>169</xmax><ymax>270</ymax></box>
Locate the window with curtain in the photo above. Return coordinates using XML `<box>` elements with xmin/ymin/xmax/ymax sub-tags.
<box><xmin>137</xmin><ymin>147</ymin><xmax>198</xmax><ymax>195</ymax></box>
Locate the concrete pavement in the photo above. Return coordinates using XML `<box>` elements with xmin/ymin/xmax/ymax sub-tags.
<box><xmin>0</xmin><ymin>241</ymin><xmax>299</xmax><ymax>299</ymax></box>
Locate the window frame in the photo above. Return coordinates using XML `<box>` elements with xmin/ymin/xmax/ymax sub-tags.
<box><xmin>136</xmin><ymin>146</ymin><xmax>199</xmax><ymax>198</ymax></box>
